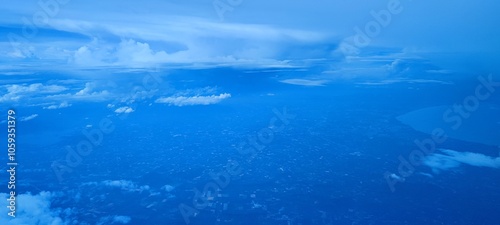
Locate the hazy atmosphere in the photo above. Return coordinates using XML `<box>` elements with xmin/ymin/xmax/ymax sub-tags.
<box><xmin>1</xmin><ymin>1</ymin><xmax>499</xmax><ymax>224</ymax></box>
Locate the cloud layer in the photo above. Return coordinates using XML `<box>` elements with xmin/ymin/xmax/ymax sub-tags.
<box><xmin>1</xmin><ymin>0</ymin><xmax>499</xmax><ymax>75</ymax></box>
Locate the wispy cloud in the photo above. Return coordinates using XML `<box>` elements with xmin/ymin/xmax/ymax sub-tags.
<box><xmin>279</xmin><ymin>79</ymin><xmax>329</xmax><ymax>87</ymax></box>
<box><xmin>20</xmin><ymin>114</ymin><xmax>38</xmax><ymax>121</ymax></box>
<box><xmin>424</xmin><ymin>149</ymin><xmax>500</xmax><ymax>173</ymax></box>
<box><xmin>156</xmin><ymin>93</ymin><xmax>231</xmax><ymax>106</ymax></box>
<box><xmin>357</xmin><ymin>79</ymin><xmax>452</xmax><ymax>86</ymax></box>
<box><xmin>43</xmin><ymin>102</ymin><xmax>72</xmax><ymax>110</ymax></box>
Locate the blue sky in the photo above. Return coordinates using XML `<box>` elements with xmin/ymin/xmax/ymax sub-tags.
<box><xmin>1</xmin><ymin>0</ymin><xmax>499</xmax><ymax>72</ymax></box>
<box><xmin>1</xmin><ymin>0</ymin><xmax>499</xmax><ymax>107</ymax></box>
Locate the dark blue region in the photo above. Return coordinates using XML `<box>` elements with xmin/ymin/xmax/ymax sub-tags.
<box><xmin>0</xmin><ymin>70</ymin><xmax>499</xmax><ymax>224</ymax></box>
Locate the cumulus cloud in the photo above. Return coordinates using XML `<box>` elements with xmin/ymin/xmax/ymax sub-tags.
<box><xmin>43</xmin><ymin>102</ymin><xmax>72</xmax><ymax>110</ymax></box>
<box><xmin>155</xmin><ymin>93</ymin><xmax>231</xmax><ymax>106</ymax></box>
<box><xmin>4</xmin><ymin>10</ymin><xmax>330</xmax><ymax>69</ymax></box>
<box><xmin>73</xmin><ymin>46</ymin><xmax>104</xmax><ymax>67</ymax></box>
<box><xmin>73</xmin><ymin>39</ymin><xmax>170</xmax><ymax>67</ymax></box>
<box><xmin>0</xmin><ymin>82</ymin><xmax>117</xmax><ymax>104</ymax></box>
<box><xmin>0</xmin><ymin>192</ymin><xmax>72</xmax><ymax>225</ymax></box>
<box><xmin>0</xmin><ymin>83</ymin><xmax>68</xmax><ymax>102</ymax></box>
<box><xmin>20</xmin><ymin>114</ymin><xmax>38</xmax><ymax>121</ymax></box>
<box><xmin>47</xmin><ymin>82</ymin><xmax>111</xmax><ymax>102</ymax></box>
<box><xmin>75</xmin><ymin>82</ymin><xmax>110</xmax><ymax>97</ymax></box>
<box><xmin>279</xmin><ymin>79</ymin><xmax>329</xmax><ymax>87</ymax></box>
<box><xmin>424</xmin><ymin>149</ymin><xmax>500</xmax><ymax>173</ymax></box>
<box><xmin>116</xmin><ymin>39</ymin><xmax>169</xmax><ymax>65</ymax></box>
<box><xmin>114</xmin><ymin>106</ymin><xmax>134</xmax><ymax>114</ymax></box>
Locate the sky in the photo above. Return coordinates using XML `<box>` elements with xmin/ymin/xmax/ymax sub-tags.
<box><xmin>0</xmin><ymin>0</ymin><xmax>498</xmax><ymax>159</ymax></box>
<box><xmin>1</xmin><ymin>0</ymin><xmax>499</xmax><ymax>73</ymax></box>
<box><xmin>0</xmin><ymin>0</ymin><xmax>499</xmax><ymax>107</ymax></box>
<box><xmin>1</xmin><ymin>0</ymin><xmax>499</xmax><ymax>110</ymax></box>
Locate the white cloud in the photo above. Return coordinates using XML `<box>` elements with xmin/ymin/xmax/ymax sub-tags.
<box><xmin>96</xmin><ymin>215</ymin><xmax>131</xmax><ymax>225</ymax></box>
<box><xmin>280</xmin><ymin>79</ymin><xmax>329</xmax><ymax>87</ymax></box>
<box><xmin>112</xmin><ymin>215</ymin><xmax>131</xmax><ymax>224</ymax></box>
<box><xmin>0</xmin><ymin>192</ymin><xmax>72</xmax><ymax>225</ymax></box>
<box><xmin>424</xmin><ymin>154</ymin><xmax>461</xmax><ymax>173</ymax></box>
<box><xmin>72</xmin><ymin>39</ymin><xmax>170</xmax><ymax>68</ymax></box>
<box><xmin>43</xmin><ymin>102</ymin><xmax>72</xmax><ymax>110</ymax></box>
<box><xmin>114</xmin><ymin>106</ymin><xmax>134</xmax><ymax>114</ymax></box>
<box><xmin>102</xmin><ymin>180</ymin><xmax>142</xmax><ymax>190</ymax></box>
<box><xmin>83</xmin><ymin>180</ymin><xmax>150</xmax><ymax>193</ymax></box>
<box><xmin>4</xmin><ymin>10</ymin><xmax>330</xmax><ymax>69</ymax></box>
<box><xmin>161</xmin><ymin>185</ymin><xmax>175</xmax><ymax>192</ymax></box>
<box><xmin>47</xmin><ymin>82</ymin><xmax>111</xmax><ymax>102</ymax></box>
<box><xmin>3</xmin><ymin>80</ymin><xmax>157</xmax><ymax>105</ymax></box>
<box><xmin>73</xmin><ymin>46</ymin><xmax>102</xmax><ymax>66</ymax></box>
<box><xmin>20</xmin><ymin>114</ymin><xmax>38</xmax><ymax>121</ymax></box>
<box><xmin>155</xmin><ymin>93</ymin><xmax>231</xmax><ymax>106</ymax></box>
<box><xmin>116</xmin><ymin>39</ymin><xmax>169</xmax><ymax>65</ymax></box>
<box><xmin>0</xmin><ymin>83</ymin><xmax>68</xmax><ymax>102</ymax></box>
<box><xmin>76</xmin><ymin>82</ymin><xmax>104</xmax><ymax>96</ymax></box>
<box><xmin>2</xmin><ymin>1</ymin><xmax>500</xmax><ymax>73</ymax></box>
<box><xmin>357</xmin><ymin>79</ymin><xmax>452</xmax><ymax>86</ymax></box>
<box><xmin>424</xmin><ymin>149</ymin><xmax>500</xmax><ymax>173</ymax></box>
<box><xmin>10</xmin><ymin>83</ymin><xmax>66</xmax><ymax>93</ymax></box>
